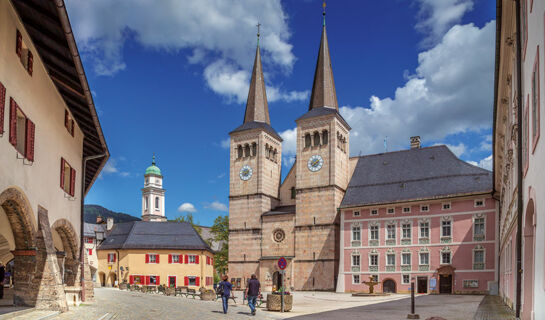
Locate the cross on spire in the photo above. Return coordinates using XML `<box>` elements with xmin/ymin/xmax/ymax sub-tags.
<box><xmin>257</xmin><ymin>22</ymin><xmax>261</xmax><ymax>46</ymax></box>
<box><xmin>323</xmin><ymin>0</ymin><xmax>326</xmax><ymax>26</ymax></box>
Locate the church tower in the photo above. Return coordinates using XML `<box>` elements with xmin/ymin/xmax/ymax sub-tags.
<box><xmin>293</xmin><ymin>9</ymin><xmax>351</xmax><ymax>290</ymax></box>
<box><xmin>228</xmin><ymin>30</ymin><xmax>283</xmax><ymax>283</ymax></box>
<box><xmin>142</xmin><ymin>155</ymin><xmax>167</xmax><ymax>222</ymax></box>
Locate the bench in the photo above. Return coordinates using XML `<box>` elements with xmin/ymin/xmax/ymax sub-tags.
<box><xmin>186</xmin><ymin>288</ymin><xmax>200</xmax><ymax>299</ymax></box>
<box><xmin>176</xmin><ymin>286</ymin><xmax>188</xmax><ymax>297</ymax></box>
<box><xmin>216</xmin><ymin>292</ymin><xmax>237</xmax><ymax>304</ymax></box>
<box><xmin>243</xmin><ymin>294</ymin><xmax>265</xmax><ymax>307</ymax></box>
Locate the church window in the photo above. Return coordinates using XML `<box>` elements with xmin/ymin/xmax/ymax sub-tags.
<box><xmin>273</xmin><ymin>229</ymin><xmax>286</xmax><ymax>243</ymax></box>
<box><xmin>237</xmin><ymin>145</ymin><xmax>243</xmax><ymax>159</ymax></box>
<box><xmin>290</xmin><ymin>187</ymin><xmax>296</xmax><ymax>199</ymax></box>
<box><xmin>251</xmin><ymin>142</ymin><xmax>257</xmax><ymax>156</ymax></box>
<box><xmin>244</xmin><ymin>144</ymin><xmax>251</xmax><ymax>157</ymax></box>
<box><xmin>313</xmin><ymin>131</ymin><xmax>321</xmax><ymax>146</ymax></box>
<box><xmin>305</xmin><ymin>133</ymin><xmax>311</xmax><ymax>148</ymax></box>
<box><xmin>322</xmin><ymin>130</ymin><xmax>328</xmax><ymax>145</ymax></box>
<box><xmin>155</xmin><ymin>197</ymin><xmax>159</xmax><ymax>210</ymax></box>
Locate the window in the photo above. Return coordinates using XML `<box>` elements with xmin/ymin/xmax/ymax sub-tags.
<box><xmin>187</xmin><ymin>255</ymin><xmax>199</xmax><ymax>264</ymax></box>
<box><xmin>387</xmin><ymin>208</ymin><xmax>395</xmax><ymax>214</ymax></box>
<box><xmin>532</xmin><ymin>48</ymin><xmax>540</xmax><ymax>150</ymax></box>
<box><xmin>237</xmin><ymin>145</ymin><xmax>243</xmax><ymax>159</ymax></box>
<box><xmin>402</xmin><ymin>274</ymin><xmax>410</xmax><ymax>284</ymax></box>
<box><xmin>441</xmin><ymin>251</ymin><xmax>451</xmax><ymax>264</ymax></box>
<box><xmin>64</xmin><ymin>110</ymin><xmax>75</xmax><ymax>136</ymax></box>
<box><xmin>15</xmin><ymin>30</ymin><xmax>33</xmax><ymax>76</ymax></box>
<box><xmin>353</xmin><ymin>211</ymin><xmax>360</xmax><ymax>217</ymax></box>
<box><xmin>146</xmin><ymin>254</ymin><xmax>159</xmax><ymax>264</ymax></box>
<box><xmin>369</xmin><ymin>254</ymin><xmax>378</xmax><ymax>266</ymax></box>
<box><xmin>107</xmin><ymin>253</ymin><xmax>116</xmax><ymax>263</ymax></box>
<box><xmin>352</xmin><ymin>254</ymin><xmax>360</xmax><ymax>267</ymax></box>
<box><xmin>85</xmin><ymin>237</ymin><xmax>94</xmax><ymax>244</ymax></box>
<box><xmin>441</xmin><ymin>220</ymin><xmax>451</xmax><ymax>237</ymax></box>
<box><xmin>474</xmin><ymin>199</ymin><xmax>485</xmax><ymax>207</ymax></box>
<box><xmin>291</xmin><ymin>187</ymin><xmax>296</xmax><ymax>199</ymax></box>
<box><xmin>322</xmin><ymin>130</ymin><xmax>328</xmax><ymax>145</ymax></box>
<box><xmin>9</xmin><ymin>98</ymin><xmax>35</xmax><ymax>161</ymax></box>
<box><xmin>474</xmin><ymin>247</ymin><xmax>485</xmax><ymax>269</ymax></box>
<box><xmin>419</xmin><ymin>252</ymin><xmax>429</xmax><ymax>265</ymax></box>
<box><xmin>369</xmin><ymin>225</ymin><xmax>379</xmax><ymax>240</ymax></box>
<box><xmin>149</xmin><ymin>275</ymin><xmax>158</xmax><ymax>285</ymax></box>
<box><xmin>155</xmin><ymin>197</ymin><xmax>160</xmax><ymax>210</ymax></box>
<box><xmin>244</xmin><ymin>144</ymin><xmax>251</xmax><ymax>157</ymax></box>
<box><xmin>313</xmin><ymin>131</ymin><xmax>321</xmax><ymax>146</ymax></box>
<box><xmin>352</xmin><ymin>225</ymin><xmax>361</xmax><ymax>241</ymax></box>
<box><xmin>419</xmin><ymin>222</ymin><xmax>429</xmax><ymax>238</ymax></box>
<box><xmin>188</xmin><ymin>276</ymin><xmax>197</xmax><ymax>286</ymax></box>
<box><xmin>370</xmin><ymin>275</ymin><xmax>378</xmax><ymax>282</ymax></box>
<box><xmin>420</xmin><ymin>205</ymin><xmax>429</xmax><ymax>212</ymax></box>
<box><xmin>352</xmin><ymin>274</ymin><xmax>360</xmax><ymax>284</ymax></box>
<box><xmin>172</xmin><ymin>254</ymin><xmax>180</xmax><ymax>263</ymax></box>
<box><xmin>402</xmin><ymin>223</ymin><xmax>411</xmax><ymax>239</ymax></box>
<box><xmin>60</xmin><ymin>158</ymin><xmax>76</xmax><ymax>197</ymax></box>
<box><xmin>370</xmin><ymin>209</ymin><xmax>378</xmax><ymax>216</ymax></box>
<box><xmin>442</xmin><ymin>203</ymin><xmax>451</xmax><ymax>210</ymax></box>
<box><xmin>251</xmin><ymin>142</ymin><xmax>257</xmax><ymax>156</ymax></box>
<box><xmin>387</xmin><ymin>224</ymin><xmax>396</xmax><ymax>240</ymax></box>
<box><xmin>402</xmin><ymin>252</ymin><xmax>411</xmax><ymax>265</ymax></box>
<box><xmin>474</xmin><ymin>217</ymin><xmax>485</xmax><ymax>239</ymax></box>
<box><xmin>305</xmin><ymin>133</ymin><xmax>311</xmax><ymax>148</ymax></box>
<box><xmin>403</xmin><ymin>207</ymin><xmax>411</xmax><ymax>213</ymax></box>
<box><xmin>386</xmin><ymin>253</ymin><xmax>395</xmax><ymax>266</ymax></box>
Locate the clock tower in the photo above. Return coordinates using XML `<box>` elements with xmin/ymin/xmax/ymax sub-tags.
<box><xmin>228</xmin><ymin>37</ymin><xmax>282</xmax><ymax>280</ymax></box>
<box><xmin>142</xmin><ymin>155</ymin><xmax>167</xmax><ymax>222</ymax></box>
<box><xmin>293</xmin><ymin>19</ymin><xmax>351</xmax><ymax>290</ymax></box>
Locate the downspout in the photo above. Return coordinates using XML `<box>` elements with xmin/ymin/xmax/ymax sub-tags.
<box><xmin>514</xmin><ymin>0</ymin><xmax>524</xmax><ymax>317</ymax></box>
<box><xmin>80</xmin><ymin>153</ymin><xmax>107</xmax><ymax>301</ymax></box>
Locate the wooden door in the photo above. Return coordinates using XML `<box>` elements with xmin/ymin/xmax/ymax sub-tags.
<box><xmin>439</xmin><ymin>275</ymin><xmax>452</xmax><ymax>294</ymax></box>
<box><xmin>417</xmin><ymin>277</ymin><xmax>427</xmax><ymax>293</ymax></box>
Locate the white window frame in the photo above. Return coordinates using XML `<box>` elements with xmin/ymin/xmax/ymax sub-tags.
<box><xmin>353</xmin><ymin>210</ymin><xmax>360</xmax><ymax>217</ymax></box>
<box><xmin>473</xmin><ymin>215</ymin><xmax>486</xmax><ymax>240</ymax></box>
<box><xmin>188</xmin><ymin>255</ymin><xmax>197</xmax><ymax>264</ymax></box>
<box><xmin>419</xmin><ymin>251</ymin><xmax>429</xmax><ymax>265</ymax></box>
<box><xmin>369</xmin><ymin>253</ymin><xmax>379</xmax><ymax>266</ymax></box>
<box><xmin>402</xmin><ymin>222</ymin><xmax>412</xmax><ymax>239</ymax></box>
<box><xmin>386</xmin><ymin>253</ymin><xmax>396</xmax><ymax>266</ymax></box>
<box><xmin>352</xmin><ymin>224</ymin><xmax>362</xmax><ymax>241</ymax></box>
<box><xmin>402</xmin><ymin>206</ymin><xmax>411</xmax><ymax>213</ymax></box>
<box><xmin>370</xmin><ymin>209</ymin><xmax>378</xmax><ymax>216</ymax></box>
<box><xmin>369</xmin><ymin>222</ymin><xmax>379</xmax><ymax>241</ymax></box>
<box><xmin>352</xmin><ymin>274</ymin><xmax>360</xmax><ymax>284</ymax></box>
<box><xmin>473</xmin><ymin>246</ymin><xmax>485</xmax><ymax>267</ymax></box>
<box><xmin>171</xmin><ymin>254</ymin><xmax>180</xmax><ymax>263</ymax></box>
<box><xmin>386</xmin><ymin>223</ymin><xmax>396</xmax><ymax>240</ymax></box>
<box><xmin>442</xmin><ymin>202</ymin><xmax>451</xmax><ymax>210</ymax></box>
<box><xmin>420</xmin><ymin>204</ymin><xmax>429</xmax><ymax>212</ymax></box>
<box><xmin>474</xmin><ymin>199</ymin><xmax>485</xmax><ymax>208</ymax></box>
<box><xmin>387</xmin><ymin>207</ymin><xmax>395</xmax><ymax>214</ymax></box>
<box><xmin>419</xmin><ymin>220</ymin><xmax>430</xmax><ymax>239</ymax></box>
<box><xmin>402</xmin><ymin>274</ymin><xmax>410</xmax><ymax>284</ymax></box>
<box><xmin>370</xmin><ymin>274</ymin><xmax>379</xmax><ymax>282</ymax></box>
<box><xmin>440</xmin><ymin>249</ymin><xmax>452</xmax><ymax>265</ymax></box>
<box><xmin>107</xmin><ymin>253</ymin><xmax>116</xmax><ymax>263</ymax></box>
<box><xmin>149</xmin><ymin>253</ymin><xmax>158</xmax><ymax>264</ymax></box>
<box><xmin>441</xmin><ymin>218</ymin><xmax>452</xmax><ymax>238</ymax></box>
<box><xmin>401</xmin><ymin>252</ymin><xmax>411</xmax><ymax>265</ymax></box>
<box><xmin>351</xmin><ymin>254</ymin><xmax>361</xmax><ymax>267</ymax></box>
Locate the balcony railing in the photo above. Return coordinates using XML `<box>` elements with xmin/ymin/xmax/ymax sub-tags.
<box><xmin>351</xmin><ymin>266</ymin><xmax>360</xmax><ymax>272</ymax></box>
<box><xmin>369</xmin><ymin>266</ymin><xmax>378</xmax><ymax>272</ymax></box>
<box><xmin>473</xmin><ymin>262</ymin><xmax>485</xmax><ymax>270</ymax></box>
<box><xmin>418</xmin><ymin>265</ymin><xmax>429</xmax><ymax>271</ymax></box>
<box><xmin>351</xmin><ymin>240</ymin><xmax>361</xmax><ymax>247</ymax></box>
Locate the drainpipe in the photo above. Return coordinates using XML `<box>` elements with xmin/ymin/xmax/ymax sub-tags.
<box><xmin>514</xmin><ymin>0</ymin><xmax>524</xmax><ymax>317</ymax></box>
<box><xmin>80</xmin><ymin>153</ymin><xmax>107</xmax><ymax>301</ymax></box>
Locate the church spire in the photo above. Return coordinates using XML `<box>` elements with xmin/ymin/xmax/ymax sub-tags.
<box><xmin>308</xmin><ymin>2</ymin><xmax>338</xmax><ymax>111</ymax></box>
<box><xmin>243</xmin><ymin>23</ymin><xmax>270</xmax><ymax>125</ymax></box>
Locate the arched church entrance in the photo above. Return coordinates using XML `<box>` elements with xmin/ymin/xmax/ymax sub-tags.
<box><xmin>272</xmin><ymin>271</ymin><xmax>282</xmax><ymax>291</ymax></box>
<box><xmin>52</xmin><ymin>219</ymin><xmax>80</xmax><ymax>286</ymax></box>
<box><xmin>522</xmin><ymin>198</ymin><xmax>535</xmax><ymax>320</ymax></box>
<box><xmin>382</xmin><ymin>279</ymin><xmax>396</xmax><ymax>293</ymax></box>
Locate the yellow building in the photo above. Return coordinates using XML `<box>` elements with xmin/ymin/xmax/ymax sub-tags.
<box><xmin>97</xmin><ymin>221</ymin><xmax>215</xmax><ymax>289</ymax></box>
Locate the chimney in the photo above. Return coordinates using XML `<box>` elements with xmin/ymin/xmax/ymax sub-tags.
<box><xmin>107</xmin><ymin>217</ymin><xmax>114</xmax><ymax>231</ymax></box>
<box><xmin>410</xmin><ymin>136</ymin><xmax>421</xmax><ymax>149</ymax></box>
<box><xmin>96</xmin><ymin>216</ymin><xmax>103</xmax><ymax>224</ymax></box>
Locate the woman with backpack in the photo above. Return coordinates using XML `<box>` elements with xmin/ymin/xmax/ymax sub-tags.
<box><xmin>217</xmin><ymin>275</ymin><xmax>233</xmax><ymax>314</ymax></box>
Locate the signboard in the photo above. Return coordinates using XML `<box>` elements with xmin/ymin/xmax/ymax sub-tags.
<box><xmin>277</xmin><ymin>257</ymin><xmax>287</xmax><ymax>270</ymax></box>
<box><xmin>429</xmin><ymin>277</ymin><xmax>437</xmax><ymax>291</ymax></box>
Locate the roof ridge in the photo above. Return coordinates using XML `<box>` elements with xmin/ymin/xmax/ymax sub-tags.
<box><xmin>349</xmin><ymin>172</ymin><xmax>490</xmax><ymax>189</ymax></box>
<box><xmin>351</xmin><ymin>145</ymin><xmax>445</xmax><ymax>159</ymax></box>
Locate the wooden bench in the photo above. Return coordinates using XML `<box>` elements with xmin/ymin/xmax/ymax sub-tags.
<box><xmin>186</xmin><ymin>288</ymin><xmax>200</xmax><ymax>299</ymax></box>
<box><xmin>243</xmin><ymin>294</ymin><xmax>265</xmax><ymax>307</ymax></box>
<box><xmin>176</xmin><ymin>286</ymin><xmax>188</xmax><ymax>297</ymax></box>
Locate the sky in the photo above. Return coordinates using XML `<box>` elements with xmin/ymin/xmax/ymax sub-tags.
<box><xmin>66</xmin><ymin>0</ymin><xmax>497</xmax><ymax>226</ymax></box>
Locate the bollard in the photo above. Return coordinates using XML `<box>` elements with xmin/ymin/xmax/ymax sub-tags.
<box><xmin>407</xmin><ymin>281</ymin><xmax>420</xmax><ymax>319</ymax></box>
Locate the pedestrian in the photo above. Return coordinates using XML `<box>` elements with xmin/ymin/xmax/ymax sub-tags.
<box><xmin>217</xmin><ymin>275</ymin><xmax>232</xmax><ymax>314</ymax></box>
<box><xmin>0</xmin><ymin>261</ymin><xmax>5</xmax><ymax>299</ymax></box>
<box><xmin>245</xmin><ymin>274</ymin><xmax>261</xmax><ymax>316</ymax></box>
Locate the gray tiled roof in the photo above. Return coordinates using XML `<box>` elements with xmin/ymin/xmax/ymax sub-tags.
<box><xmin>262</xmin><ymin>205</ymin><xmax>296</xmax><ymax>216</ymax></box>
<box><xmin>83</xmin><ymin>223</ymin><xmax>106</xmax><ymax>237</ymax></box>
<box><xmin>340</xmin><ymin>145</ymin><xmax>492</xmax><ymax>208</ymax></box>
<box><xmin>295</xmin><ymin>107</ymin><xmax>351</xmax><ymax>130</ymax></box>
<box><xmin>230</xmin><ymin>121</ymin><xmax>283</xmax><ymax>141</ymax></box>
<box><xmin>98</xmin><ymin>221</ymin><xmax>212</xmax><ymax>252</ymax></box>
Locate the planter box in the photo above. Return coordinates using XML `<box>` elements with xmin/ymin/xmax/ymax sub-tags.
<box><xmin>119</xmin><ymin>283</ymin><xmax>128</xmax><ymax>290</ymax></box>
<box><xmin>201</xmin><ymin>291</ymin><xmax>216</xmax><ymax>301</ymax></box>
<box><xmin>266</xmin><ymin>294</ymin><xmax>293</xmax><ymax>312</ymax></box>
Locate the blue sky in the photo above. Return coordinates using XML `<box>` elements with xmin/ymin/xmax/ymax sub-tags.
<box><xmin>67</xmin><ymin>0</ymin><xmax>496</xmax><ymax>226</ymax></box>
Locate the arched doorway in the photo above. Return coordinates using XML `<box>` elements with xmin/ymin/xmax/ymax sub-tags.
<box><xmin>108</xmin><ymin>272</ymin><xmax>117</xmax><ymax>287</ymax></box>
<box><xmin>272</xmin><ymin>271</ymin><xmax>282</xmax><ymax>291</ymax></box>
<box><xmin>436</xmin><ymin>265</ymin><xmax>455</xmax><ymax>294</ymax></box>
<box><xmin>383</xmin><ymin>279</ymin><xmax>396</xmax><ymax>293</ymax></box>
<box><xmin>99</xmin><ymin>272</ymin><xmax>106</xmax><ymax>287</ymax></box>
<box><xmin>52</xmin><ymin>219</ymin><xmax>80</xmax><ymax>286</ymax></box>
<box><xmin>522</xmin><ymin>198</ymin><xmax>535</xmax><ymax>320</ymax></box>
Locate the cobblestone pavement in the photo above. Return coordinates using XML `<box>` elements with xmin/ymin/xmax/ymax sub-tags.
<box><xmin>473</xmin><ymin>295</ymin><xmax>516</xmax><ymax>320</ymax></box>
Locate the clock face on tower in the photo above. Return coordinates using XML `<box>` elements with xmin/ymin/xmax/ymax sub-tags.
<box><xmin>307</xmin><ymin>155</ymin><xmax>324</xmax><ymax>172</ymax></box>
<box><xmin>239</xmin><ymin>165</ymin><xmax>253</xmax><ymax>181</ymax></box>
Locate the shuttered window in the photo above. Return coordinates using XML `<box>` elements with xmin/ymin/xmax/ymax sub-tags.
<box><xmin>0</xmin><ymin>82</ymin><xmax>5</xmax><ymax>135</ymax></box>
<box><xmin>15</xmin><ymin>30</ymin><xmax>33</xmax><ymax>76</ymax></box>
<box><xmin>60</xmin><ymin>158</ymin><xmax>76</xmax><ymax>196</ymax></box>
<box><xmin>9</xmin><ymin>98</ymin><xmax>35</xmax><ymax>161</ymax></box>
<box><xmin>64</xmin><ymin>110</ymin><xmax>75</xmax><ymax>136</ymax></box>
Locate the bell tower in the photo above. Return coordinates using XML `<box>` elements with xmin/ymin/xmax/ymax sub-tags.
<box><xmin>228</xmin><ymin>27</ymin><xmax>282</xmax><ymax>283</ymax></box>
<box><xmin>142</xmin><ymin>155</ymin><xmax>166</xmax><ymax>222</ymax></box>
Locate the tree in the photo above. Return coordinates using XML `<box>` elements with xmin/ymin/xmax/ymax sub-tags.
<box><xmin>173</xmin><ymin>213</ymin><xmax>202</xmax><ymax>235</ymax></box>
<box><xmin>210</xmin><ymin>215</ymin><xmax>229</xmax><ymax>275</ymax></box>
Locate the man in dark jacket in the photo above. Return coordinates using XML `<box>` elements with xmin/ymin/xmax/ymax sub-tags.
<box><xmin>245</xmin><ymin>274</ymin><xmax>261</xmax><ymax>316</ymax></box>
<box><xmin>0</xmin><ymin>262</ymin><xmax>5</xmax><ymax>299</ymax></box>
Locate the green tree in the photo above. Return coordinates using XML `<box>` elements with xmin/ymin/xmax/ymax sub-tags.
<box><xmin>173</xmin><ymin>213</ymin><xmax>202</xmax><ymax>235</ymax></box>
<box><xmin>211</xmin><ymin>215</ymin><xmax>229</xmax><ymax>275</ymax></box>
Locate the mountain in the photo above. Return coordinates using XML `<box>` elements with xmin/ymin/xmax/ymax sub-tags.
<box><xmin>84</xmin><ymin>204</ymin><xmax>140</xmax><ymax>224</ymax></box>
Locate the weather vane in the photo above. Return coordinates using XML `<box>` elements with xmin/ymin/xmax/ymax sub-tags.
<box><xmin>257</xmin><ymin>22</ymin><xmax>261</xmax><ymax>46</ymax></box>
<box><xmin>323</xmin><ymin>0</ymin><xmax>326</xmax><ymax>26</ymax></box>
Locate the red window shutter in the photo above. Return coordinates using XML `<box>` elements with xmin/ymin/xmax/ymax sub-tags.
<box><xmin>195</xmin><ymin>277</ymin><xmax>200</xmax><ymax>286</ymax></box>
<box><xmin>156</xmin><ymin>276</ymin><xmax>160</xmax><ymax>285</ymax></box>
<box><xmin>184</xmin><ymin>255</ymin><xmax>188</xmax><ymax>264</ymax></box>
<box><xmin>70</xmin><ymin>119</ymin><xmax>74</xmax><ymax>136</ymax></box>
<box><xmin>16</xmin><ymin>30</ymin><xmax>22</xmax><ymax>57</ymax></box>
<box><xmin>156</xmin><ymin>255</ymin><xmax>160</xmax><ymax>263</ymax></box>
<box><xmin>65</xmin><ymin>110</ymin><xmax>69</xmax><ymax>128</ymax></box>
<box><xmin>70</xmin><ymin>168</ymin><xmax>76</xmax><ymax>196</ymax></box>
<box><xmin>145</xmin><ymin>254</ymin><xmax>149</xmax><ymax>263</ymax></box>
<box><xmin>184</xmin><ymin>276</ymin><xmax>189</xmax><ymax>286</ymax></box>
<box><xmin>0</xmin><ymin>82</ymin><xmax>5</xmax><ymax>135</ymax></box>
<box><xmin>145</xmin><ymin>276</ymin><xmax>150</xmax><ymax>285</ymax></box>
<box><xmin>129</xmin><ymin>276</ymin><xmax>134</xmax><ymax>285</ymax></box>
<box><xmin>168</xmin><ymin>254</ymin><xmax>172</xmax><ymax>264</ymax></box>
<box><xmin>195</xmin><ymin>255</ymin><xmax>199</xmax><ymax>264</ymax></box>
<box><xmin>25</xmin><ymin>119</ymin><xmax>35</xmax><ymax>161</ymax></box>
<box><xmin>9</xmin><ymin>98</ymin><xmax>17</xmax><ymax>146</ymax></box>
<box><xmin>27</xmin><ymin>51</ymin><xmax>33</xmax><ymax>76</ymax></box>
<box><xmin>113</xmin><ymin>253</ymin><xmax>117</xmax><ymax>262</ymax></box>
<box><xmin>60</xmin><ymin>158</ymin><xmax>66</xmax><ymax>189</ymax></box>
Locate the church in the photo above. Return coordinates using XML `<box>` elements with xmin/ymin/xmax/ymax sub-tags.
<box><xmin>228</xmin><ymin>12</ymin><xmax>496</xmax><ymax>292</ymax></box>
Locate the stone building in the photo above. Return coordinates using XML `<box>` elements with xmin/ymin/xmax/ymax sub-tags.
<box><xmin>338</xmin><ymin>143</ymin><xmax>496</xmax><ymax>294</ymax></box>
<box><xmin>494</xmin><ymin>0</ymin><xmax>544</xmax><ymax>318</ymax></box>
<box><xmin>0</xmin><ymin>0</ymin><xmax>108</xmax><ymax>311</ymax></box>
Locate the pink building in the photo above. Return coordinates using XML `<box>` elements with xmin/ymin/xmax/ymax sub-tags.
<box><xmin>337</xmin><ymin>142</ymin><xmax>497</xmax><ymax>294</ymax></box>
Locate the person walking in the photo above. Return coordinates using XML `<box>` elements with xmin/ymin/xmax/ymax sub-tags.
<box><xmin>245</xmin><ymin>274</ymin><xmax>261</xmax><ymax>316</ymax></box>
<box><xmin>218</xmin><ymin>275</ymin><xmax>233</xmax><ymax>314</ymax></box>
<box><xmin>0</xmin><ymin>262</ymin><xmax>5</xmax><ymax>299</ymax></box>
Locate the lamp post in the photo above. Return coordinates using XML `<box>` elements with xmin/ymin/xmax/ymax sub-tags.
<box><xmin>407</xmin><ymin>277</ymin><xmax>420</xmax><ymax>319</ymax></box>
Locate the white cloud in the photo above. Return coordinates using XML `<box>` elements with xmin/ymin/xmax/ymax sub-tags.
<box><xmin>101</xmin><ymin>158</ymin><xmax>130</xmax><ymax>177</ymax></box>
<box><xmin>178</xmin><ymin>203</ymin><xmax>197</xmax><ymax>213</ymax></box>
<box><xmin>280</xmin><ymin>128</ymin><xmax>297</xmax><ymax>167</ymax></box>
<box><xmin>340</xmin><ymin>21</ymin><xmax>495</xmax><ymax>157</ymax></box>
<box><xmin>467</xmin><ymin>154</ymin><xmax>492</xmax><ymax>170</ymax></box>
<box><xmin>415</xmin><ymin>0</ymin><xmax>474</xmax><ymax>46</ymax></box>
<box><xmin>434</xmin><ymin>143</ymin><xmax>466</xmax><ymax>157</ymax></box>
<box><xmin>65</xmin><ymin>0</ymin><xmax>306</xmax><ymax>103</ymax></box>
<box><xmin>205</xmin><ymin>201</ymin><xmax>228</xmax><ymax>212</ymax></box>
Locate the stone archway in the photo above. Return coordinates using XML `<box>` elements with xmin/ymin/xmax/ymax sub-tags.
<box><xmin>108</xmin><ymin>272</ymin><xmax>117</xmax><ymax>287</ymax></box>
<box><xmin>436</xmin><ymin>265</ymin><xmax>455</xmax><ymax>294</ymax></box>
<box><xmin>52</xmin><ymin>219</ymin><xmax>80</xmax><ymax>286</ymax></box>
<box><xmin>522</xmin><ymin>198</ymin><xmax>535</xmax><ymax>320</ymax></box>
<box><xmin>382</xmin><ymin>279</ymin><xmax>396</xmax><ymax>293</ymax></box>
<box><xmin>98</xmin><ymin>271</ymin><xmax>106</xmax><ymax>287</ymax></box>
